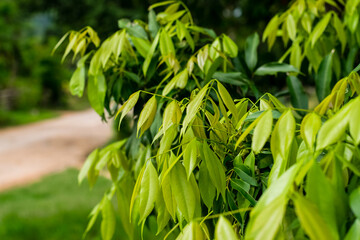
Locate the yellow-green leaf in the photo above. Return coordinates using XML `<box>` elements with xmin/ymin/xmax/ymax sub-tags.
<box><xmin>170</xmin><ymin>163</ymin><xmax>197</xmax><ymax>222</ymax></box>
<box><xmin>183</xmin><ymin>138</ymin><xmax>198</xmax><ymax>179</ymax></box>
<box><xmin>300</xmin><ymin>113</ymin><xmax>321</xmax><ymax>150</ymax></box>
<box><xmin>293</xmin><ymin>193</ymin><xmax>335</xmax><ymax>240</ymax></box>
<box><xmin>143</xmin><ymin>32</ymin><xmax>160</xmax><ymax>76</ymax></box>
<box><xmin>116</xmin><ymin>91</ymin><xmax>140</xmax><ymax>127</ymax></box>
<box><xmin>163</xmin><ymin>100</ymin><xmax>182</xmax><ymax>132</ymax></box>
<box><xmin>252</xmin><ymin>110</ymin><xmax>273</xmax><ymax>154</ymax></box>
<box><xmin>101</xmin><ymin>197</ymin><xmax>116</xmax><ymax>240</ymax></box>
<box><xmin>310</xmin><ymin>12</ymin><xmax>331</xmax><ymax>48</ymax></box>
<box><xmin>137</xmin><ymin>96</ymin><xmax>157</xmax><ymax>136</ymax></box>
<box><xmin>215</xmin><ymin>216</ymin><xmax>239</xmax><ymax>240</ymax></box>
<box><xmin>286</xmin><ymin>14</ymin><xmax>296</xmax><ymax>41</ymax></box>
<box><xmin>217</xmin><ymin>81</ymin><xmax>238</xmax><ymax>122</ymax></box>
<box><xmin>222</xmin><ymin>35</ymin><xmax>238</xmax><ymax>58</ymax></box>
<box><xmin>139</xmin><ymin>162</ymin><xmax>159</xmax><ymax>222</ymax></box>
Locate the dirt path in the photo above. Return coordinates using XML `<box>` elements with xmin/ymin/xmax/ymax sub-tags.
<box><xmin>0</xmin><ymin>109</ymin><xmax>113</xmax><ymax>191</ymax></box>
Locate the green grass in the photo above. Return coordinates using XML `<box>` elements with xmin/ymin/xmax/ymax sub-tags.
<box><xmin>0</xmin><ymin>169</ymin><xmax>112</xmax><ymax>240</ymax></box>
<box><xmin>0</xmin><ymin>109</ymin><xmax>59</xmax><ymax>127</ymax></box>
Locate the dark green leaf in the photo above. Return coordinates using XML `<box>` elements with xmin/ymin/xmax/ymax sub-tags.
<box><xmin>244</xmin><ymin>33</ymin><xmax>259</xmax><ymax>71</ymax></box>
<box><xmin>287</xmin><ymin>75</ymin><xmax>308</xmax><ymax>109</ymax></box>
<box><xmin>254</xmin><ymin>62</ymin><xmax>299</xmax><ymax>76</ymax></box>
<box><xmin>315</xmin><ymin>50</ymin><xmax>333</xmax><ymax>101</ymax></box>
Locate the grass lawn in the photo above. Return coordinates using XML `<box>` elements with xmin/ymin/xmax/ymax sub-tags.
<box><xmin>0</xmin><ymin>109</ymin><xmax>59</xmax><ymax>127</ymax></box>
<box><xmin>0</xmin><ymin>169</ymin><xmax>111</xmax><ymax>240</ymax></box>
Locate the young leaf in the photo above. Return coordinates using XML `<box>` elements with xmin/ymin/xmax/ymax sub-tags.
<box><xmin>163</xmin><ymin>100</ymin><xmax>182</xmax><ymax>132</ymax></box>
<box><xmin>215</xmin><ymin>216</ymin><xmax>239</xmax><ymax>240</ymax></box>
<box><xmin>222</xmin><ymin>34</ymin><xmax>238</xmax><ymax>58</ymax></box>
<box><xmin>116</xmin><ymin>91</ymin><xmax>140</xmax><ymax>127</ymax></box>
<box><xmin>181</xmin><ymin>84</ymin><xmax>208</xmax><ymax>135</ymax></box>
<box><xmin>137</xmin><ymin>96</ymin><xmax>157</xmax><ymax>136</ymax></box>
<box><xmin>87</xmin><ymin>73</ymin><xmax>107</xmax><ymax>116</ymax></box>
<box><xmin>244</xmin><ymin>33</ymin><xmax>259</xmax><ymax>71</ymax></box>
<box><xmin>143</xmin><ymin>32</ymin><xmax>160</xmax><ymax>76</ymax></box>
<box><xmin>269</xmin><ymin>110</ymin><xmax>295</xmax><ymax>184</ymax></box>
<box><xmin>139</xmin><ymin>162</ymin><xmax>159</xmax><ymax>222</ymax></box>
<box><xmin>180</xmin><ymin>221</ymin><xmax>206</xmax><ymax>240</ymax></box>
<box><xmin>78</xmin><ymin>148</ymin><xmax>99</xmax><ymax>185</ymax></box>
<box><xmin>170</xmin><ymin>163</ymin><xmax>197</xmax><ymax>222</ymax></box>
<box><xmin>286</xmin><ymin>14</ymin><xmax>296</xmax><ymax>41</ymax></box>
<box><xmin>198</xmin><ymin>161</ymin><xmax>216</xmax><ymax>209</ymax></box>
<box><xmin>310</xmin><ymin>12</ymin><xmax>332</xmax><ymax>47</ymax></box>
<box><xmin>300</xmin><ymin>113</ymin><xmax>321</xmax><ymax>150</ymax></box>
<box><xmin>252</xmin><ymin>110</ymin><xmax>273</xmax><ymax>154</ymax></box>
<box><xmin>183</xmin><ymin>138</ymin><xmax>198</xmax><ymax>179</ymax></box>
<box><xmin>101</xmin><ymin>197</ymin><xmax>116</xmax><ymax>240</ymax></box>
<box><xmin>316</xmin><ymin>102</ymin><xmax>352</xmax><ymax>150</ymax></box>
<box><xmin>349</xmin><ymin>98</ymin><xmax>360</xmax><ymax>145</ymax></box>
<box><xmin>293</xmin><ymin>193</ymin><xmax>334</xmax><ymax>240</ymax></box>
<box><xmin>217</xmin><ymin>81</ymin><xmax>238</xmax><ymax>122</ymax></box>
<box><xmin>203</xmin><ymin>142</ymin><xmax>226</xmax><ymax>199</ymax></box>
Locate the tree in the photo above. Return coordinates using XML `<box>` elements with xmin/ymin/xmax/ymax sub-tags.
<box><xmin>56</xmin><ymin>1</ymin><xmax>360</xmax><ymax>239</ymax></box>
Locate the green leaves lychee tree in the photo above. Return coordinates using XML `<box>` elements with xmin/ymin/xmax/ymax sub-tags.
<box><xmin>55</xmin><ymin>1</ymin><xmax>360</xmax><ymax>239</ymax></box>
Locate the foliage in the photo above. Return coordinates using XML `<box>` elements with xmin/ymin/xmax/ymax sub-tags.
<box><xmin>263</xmin><ymin>0</ymin><xmax>360</xmax><ymax>101</ymax></box>
<box><xmin>0</xmin><ymin>169</ymin><xmax>111</xmax><ymax>240</ymax></box>
<box><xmin>56</xmin><ymin>0</ymin><xmax>360</xmax><ymax>239</ymax></box>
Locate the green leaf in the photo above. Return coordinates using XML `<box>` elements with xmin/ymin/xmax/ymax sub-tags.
<box><xmin>118</xmin><ymin>19</ymin><xmax>148</xmax><ymax>39</ymax></box>
<box><xmin>180</xmin><ymin>221</ymin><xmax>206</xmax><ymax>240</ymax></box>
<box><xmin>148</xmin><ymin>10</ymin><xmax>159</xmax><ymax>38</ymax></box>
<box><xmin>163</xmin><ymin>100</ymin><xmax>182</xmax><ymax>132</ymax></box>
<box><xmin>69</xmin><ymin>55</ymin><xmax>89</xmax><ymax>97</ymax></box>
<box><xmin>87</xmin><ymin>73</ymin><xmax>107</xmax><ymax>116</ymax></box>
<box><xmin>269</xmin><ymin>110</ymin><xmax>295</xmax><ymax>185</ymax></box>
<box><xmin>245</xmin><ymin>164</ymin><xmax>299</xmax><ymax>239</ymax></box>
<box><xmin>143</xmin><ymin>32</ymin><xmax>160</xmax><ymax>77</ymax></box>
<box><xmin>198</xmin><ymin>161</ymin><xmax>216</xmax><ymax>209</ymax></box>
<box><xmin>245</xmin><ymin>195</ymin><xmax>287</xmax><ymax>240</ymax></box>
<box><xmin>254</xmin><ymin>62</ymin><xmax>299</xmax><ymax>76</ymax></box>
<box><xmin>306</xmin><ymin>162</ymin><xmax>339</xmax><ymax>239</ymax></box>
<box><xmin>170</xmin><ymin>163</ymin><xmax>197</xmax><ymax>222</ymax></box>
<box><xmin>345</xmin><ymin>219</ymin><xmax>360</xmax><ymax>240</ymax></box>
<box><xmin>139</xmin><ymin>162</ymin><xmax>159</xmax><ymax>222</ymax></box>
<box><xmin>188</xmin><ymin>26</ymin><xmax>217</xmax><ymax>39</ymax></box>
<box><xmin>181</xmin><ymin>84</ymin><xmax>208</xmax><ymax>135</ymax></box>
<box><xmin>116</xmin><ymin>91</ymin><xmax>140</xmax><ymax>127</ymax></box>
<box><xmin>217</xmin><ymin>81</ymin><xmax>238</xmax><ymax>122</ymax></box>
<box><xmin>300</xmin><ymin>113</ymin><xmax>321</xmax><ymax>149</ymax></box>
<box><xmin>286</xmin><ymin>14</ymin><xmax>296</xmax><ymax>41</ymax></box>
<box><xmin>310</xmin><ymin>12</ymin><xmax>331</xmax><ymax>47</ymax></box>
<box><xmin>222</xmin><ymin>34</ymin><xmax>238</xmax><ymax>58</ymax></box>
<box><xmin>183</xmin><ymin>138</ymin><xmax>198</xmax><ymax>179</ymax></box>
<box><xmin>244</xmin><ymin>33</ymin><xmax>259</xmax><ymax>71</ymax></box>
<box><xmin>131</xmin><ymin>36</ymin><xmax>151</xmax><ymax>58</ymax></box>
<box><xmin>215</xmin><ymin>216</ymin><xmax>239</xmax><ymax>240</ymax></box>
<box><xmin>263</xmin><ymin>15</ymin><xmax>279</xmax><ymax>50</ymax></box>
<box><xmin>101</xmin><ymin>197</ymin><xmax>116</xmax><ymax>240</ymax></box>
<box><xmin>350</xmin><ymin>187</ymin><xmax>360</xmax><ymax>219</ymax></box>
<box><xmin>159</xmin><ymin>29</ymin><xmax>176</xmax><ymax>67</ymax></box>
<box><xmin>333</xmin><ymin>14</ymin><xmax>346</xmax><ymax>53</ymax></box>
<box><xmin>203</xmin><ymin>142</ymin><xmax>226</xmax><ymax>199</ymax></box>
<box><xmin>231</xmin><ymin>179</ymin><xmax>257</xmax><ymax>206</ymax></box>
<box><xmin>316</xmin><ymin>102</ymin><xmax>352</xmax><ymax>150</ymax></box>
<box><xmin>293</xmin><ymin>193</ymin><xmax>335</xmax><ymax>240</ymax></box>
<box><xmin>137</xmin><ymin>96</ymin><xmax>157</xmax><ymax>137</ymax></box>
<box><xmin>78</xmin><ymin>149</ymin><xmax>99</xmax><ymax>185</ymax></box>
<box><xmin>252</xmin><ymin>110</ymin><xmax>273</xmax><ymax>154</ymax></box>
<box><xmin>287</xmin><ymin>75</ymin><xmax>308</xmax><ymax>109</ymax></box>
<box><xmin>349</xmin><ymin>98</ymin><xmax>360</xmax><ymax>145</ymax></box>
<box><xmin>316</xmin><ymin>50</ymin><xmax>334</xmax><ymax>101</ymax></box>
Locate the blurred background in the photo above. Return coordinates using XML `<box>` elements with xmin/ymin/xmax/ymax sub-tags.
<box><xmin>0</xmin><ymin>0</ymin><xmax>287</xmax><ymax>239</ymax></box>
